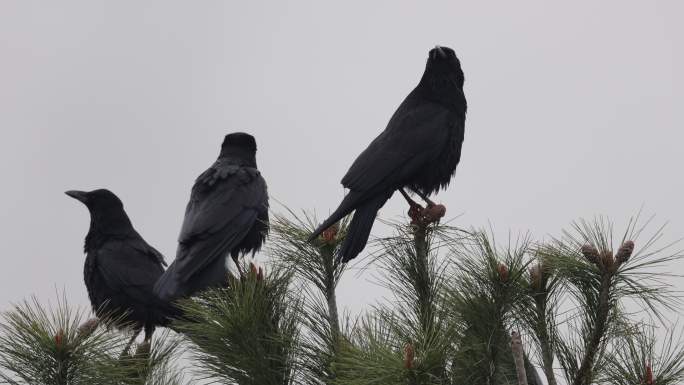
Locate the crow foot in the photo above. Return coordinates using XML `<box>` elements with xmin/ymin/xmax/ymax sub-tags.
<box><xmin>399</xmin><ymin>188</ymin><xmax>445</xmax><ymax>225</ymax></box>
<box><xmin>399</xmin><ymin>188</ymin><xmax>425</xmax><ymax>223</ymax></box>
<box><xmin>409</xmin><ymin>203</ymin><xmax>446</xmax><ymax>226</ymax></box>
<box><xmin>423</xmin><ymin>203</ymin><xmax>446</xmax><ymax>223</ymax></box>
<box><xmin>232</xmin><ymin>254</ymin><xmax>246</xmax><ymax>280</ymax></box>
<box><xmin>119</xmin><ymin>328</ymin><xmax>141</xmax><ymax>359</ymax></box>
<box><xmin>134</xmin><ymin>340</ymin><xmax>151</xmax><ymax>358</ymax></box>
<box><xmin>408</xmin><ymin>202</ymin><xmax>425</xmax><ymax>224</ymax></box>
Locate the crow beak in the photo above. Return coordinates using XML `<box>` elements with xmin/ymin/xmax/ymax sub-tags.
<box><xmin>433</xmin><ymin>46</ymin><xmax>446</xmax><ymax>59</ymax></box>
<box><xmin>65</xmin><ymin>190</ymin><xmax>89</xmax><ymax>203</ymax></box>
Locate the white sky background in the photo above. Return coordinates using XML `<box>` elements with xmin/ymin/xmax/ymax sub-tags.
<box><xmin>1</xmin><ymin>0</ymin><xmax>683</xmax><ymax>379</ymax></box>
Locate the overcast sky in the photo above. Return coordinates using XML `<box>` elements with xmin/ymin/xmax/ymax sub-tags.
<box><xmin>1</xmin><ymin>0</ymin><xmax>683</xmax><ymax>338</ymax></box>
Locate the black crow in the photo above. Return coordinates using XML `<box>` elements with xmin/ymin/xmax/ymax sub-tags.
<box><xmin>66</xmin><ymin>189</ymin><xmax>177</xmax><ymax>343</ymax></box>
<box><xmin>309</xmin><ymin>46</ymin><xmax>467</xmax><ymax>262</ymax></box>
<box><xmin>154</xmin><ymin>132</ymin><xmax>269</xmax><ymax>302</ymax></box>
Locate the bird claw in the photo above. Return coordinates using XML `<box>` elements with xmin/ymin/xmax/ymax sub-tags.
<box><xmin>409</xmin><ymin>203</ymin><xmax>446</xmax><ymax>226</ymax></box>
<box><xmin>423</xmin><ymin>204</ymin><xmax>446</xmax><ymax>223</ymax></box>
<box><xmin>232</xmin><ymin>255</ymin><xmax>247</xmax><ymax>280</ymax></box>
<box><xmin>408</xmin><ymin>203</ymin><xmax>425</xmax><ymax>224</ymax></box>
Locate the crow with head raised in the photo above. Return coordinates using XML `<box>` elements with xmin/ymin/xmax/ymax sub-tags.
<box><xmin>309</xmin><ymin>46</ymin><xmax>467</xmax><ymax>262</ymax></box>
<box><xmin>66</xmin><ymin>189</ymin><xmax>178</xmax><ymax>343</ymax></box>
<box><xmin>154</xmin><ymin>132</ymin><xmax>269</xmax><ymax>302</ymax></box>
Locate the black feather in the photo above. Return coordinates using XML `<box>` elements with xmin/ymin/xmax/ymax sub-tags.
<box><xmin>338</xmin><ymin>192</ymin><xmax>393</xmax><ymax>262</ymax></box>
<box><xmin>66</xmin><ymin>189</ymin><xmax>179</xmax><ymax>340</ymax></box>
<box><xmin>154</xmin><ymin>133</ymin><xmax>269</xmax><ymax>302</ymax></box>
<box><xmin>309</xmin><ymin>46</ymin><xmax>467</xmax><ymax>261</ymax></box>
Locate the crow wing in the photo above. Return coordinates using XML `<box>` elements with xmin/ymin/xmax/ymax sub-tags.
<box><xmin>173</xmin><ymin>160</ymin><xmax>267</xmax><ymax>282</ymax></box>
<box><xmin>342</xmin><ymin>102</ymin><xmax>455</xmax><ymax>195</ymax></box>
<box><xmin>130</xmin><ymin>237</ymin><xmax>167</xmax><ymax>266</ymax></box>
<box><xmin>94</xmin><ymin>238</ymin><xmax>165</xmax><ymax>305</ymax></box>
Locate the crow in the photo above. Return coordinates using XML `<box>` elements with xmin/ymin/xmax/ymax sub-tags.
<box><xmin>309</xmin><ymin>46</ymin><xmax>467</xmax><ymax>262</ymax></box>
<box><xmin>154</xmin><ymin>132</ymin><xmax>269</xmax><ymax>302</ymax></box>
<box><xmin>66</xmin><ymin>189</ymin><xmax>178</xmax><ymax>345</ymax></box>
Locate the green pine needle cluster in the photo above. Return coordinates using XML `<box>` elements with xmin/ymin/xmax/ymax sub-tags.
<box><xmin>0</xmin><ymin>295</ymin><xmax>183</xmax><ymax>385</ymax></box>
<box><xmin>1</xmin><ymin>211</ymin><xmax>683</xmax><ymax>385</ymax></box>
<box><xmin>174</xmin><ymin>268</ymin><xmax>301</xmax><ymax>385</ymax></box>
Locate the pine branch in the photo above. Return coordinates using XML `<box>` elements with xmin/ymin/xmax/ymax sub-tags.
<box><xmin>267</xmin><ymin>210</ymin><xmax>351</xmax><ymax>384</ymax></box>
<box><xmin>175</xmin><ymin>268</ymin><xmax>300</xmax><ymax>385</ymax></box>
<box><xmin>522</xmin><ymin>256</ymin><xmax>560</xmax><ymax>385</ymax></box>
<box><xmin>511</xmin><ymin>331</ymin><xmax>528</xmax><ymax>385</ymax></box>
<box><xmin>0</xmin><ymin>294</ymin><xmax>182</xmax><ymax>385</ymax></box>
<box><xmin>412</xmin><ymin>223</ymin><xmax>434</xmax><ymax>335</ymax></box>
<box><xmin>533</xmin><ymin>290</ymin><xmax>558</xmax><ymax>385</ymax></box>
<box><xmin>446</xmin><ymin>229</ymin><xmax>534</xmax><ymax>385</ymax></box>
<box><xmin>334</xmin><ymin>220</ymin><xmax>462</xmax><ymax>385</ymax></box>
<box><xmin>602</xmin><ymin>321</ymin><xmax>684</xmax><ymax>385</ymax></box>
<box><xmin>542</xmin><ymin>215</ymin><xmax>682</xmax><ymax>385</ymax></box>
<box><xmin>268</xmin><ymin>211</ymin><xmax>348</xmax><ymax>340</ymax></box>
<box><xmin>572</xmin><ymin>252</ymin><xmax>613</xmax><ymax>385</ymax></box>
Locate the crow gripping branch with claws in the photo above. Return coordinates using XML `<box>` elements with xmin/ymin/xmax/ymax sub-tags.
<box><xmin>65</xmin><ymin>189</ymin><xmax>179</xmax><ymax>348</ymax></box>
<box><xmin>154</xmin><ymin>132</ymin><xmax>269</xmax><ymax>302</ymax></box>
<box><xmin>309</xmin><ymin>46</ymin><xmax>467</xmax><ymax>262</ymax></box>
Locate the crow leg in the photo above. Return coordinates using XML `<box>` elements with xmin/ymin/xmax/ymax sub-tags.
<box><xmin>405</xmin><ymin>189</ymin><xmax>446</xmax><ymax>224</ymax></box>
<box><xmin>399</xmin><ymin>188</ymin><xmax>425</xmax><ymax>224</ymax></box>
<box><xmin>119</xmin><ymin>327</ymin><xmax>141</xmax><ymax>359</ymax></box>
<box><xmin>143</xmin><ymin>324</ymin><xmax>155</xmax><ymax>343</ymax></box>
<box><xmin>399</xmin><ymin>188</ymin><xmax>422</xmax><ymax>208</ymax></box>
<box><xmin>232</xmin><ymin>254</ymin><xmax>245</xmax><ymax>278</ymax></box>
<box><xmin>413</xmin><ymin>189</ymin><xmax>436</xmax><ymax>207</ymax></box>
<box><xmin>127</xmin><ymin>325</ymin><xmax>155</xmax><ymax>358</ymax></box>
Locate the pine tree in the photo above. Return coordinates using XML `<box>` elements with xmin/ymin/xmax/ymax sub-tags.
<box><xmin>1</xmin><ymin>211</ymin><xmax>683</xmax><ymax>385</ymax></box>
<box><xmin>0</xmin><ymin>295</ymin><xmax>183</xmax><ymax>385</ymax></box>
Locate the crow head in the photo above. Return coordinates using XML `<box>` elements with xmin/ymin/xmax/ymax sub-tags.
<box><xmin>219</xmin><ymin>132</ymin><xmax>258</xmax><ymax>166</ymax></box>
<box><xmin>425</xmin><ymin>45</ymin><xmax>464</xmax><ymax>88</ymax></box>
<box><xmin>222</xmin><ymin>132</ymin><xmax>256</xmax><ymax>152</ymax></box>
<box><xmin>416</xmin><ymin>45</ymin><xmax>466</xmax><ymax>113</ymax></box>
<box><xmin>66</xmin><ymin>189</ymin><xmax>132</xmax><ymax>234</ymax></box>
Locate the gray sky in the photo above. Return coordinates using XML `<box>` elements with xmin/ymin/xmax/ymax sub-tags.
<box><xmin>1</xmin><ymin>0</ymin><xmax>683</xmax><ymax>337</ymax></box>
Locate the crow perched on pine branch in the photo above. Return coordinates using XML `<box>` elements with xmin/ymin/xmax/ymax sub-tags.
<box><xmin>154</xmin><ymin>132</ymin><xmax>269</xmax><ymax>302</ymax></box>
<box><xmin>65</xmin><ymin>189</ymin><xmax>178</xmax><ymax>342</ymax></box>
<box><xmin>309</xmin><ymin>46</ymin><xmax>467</xmax><ymax>262</ymax></box>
